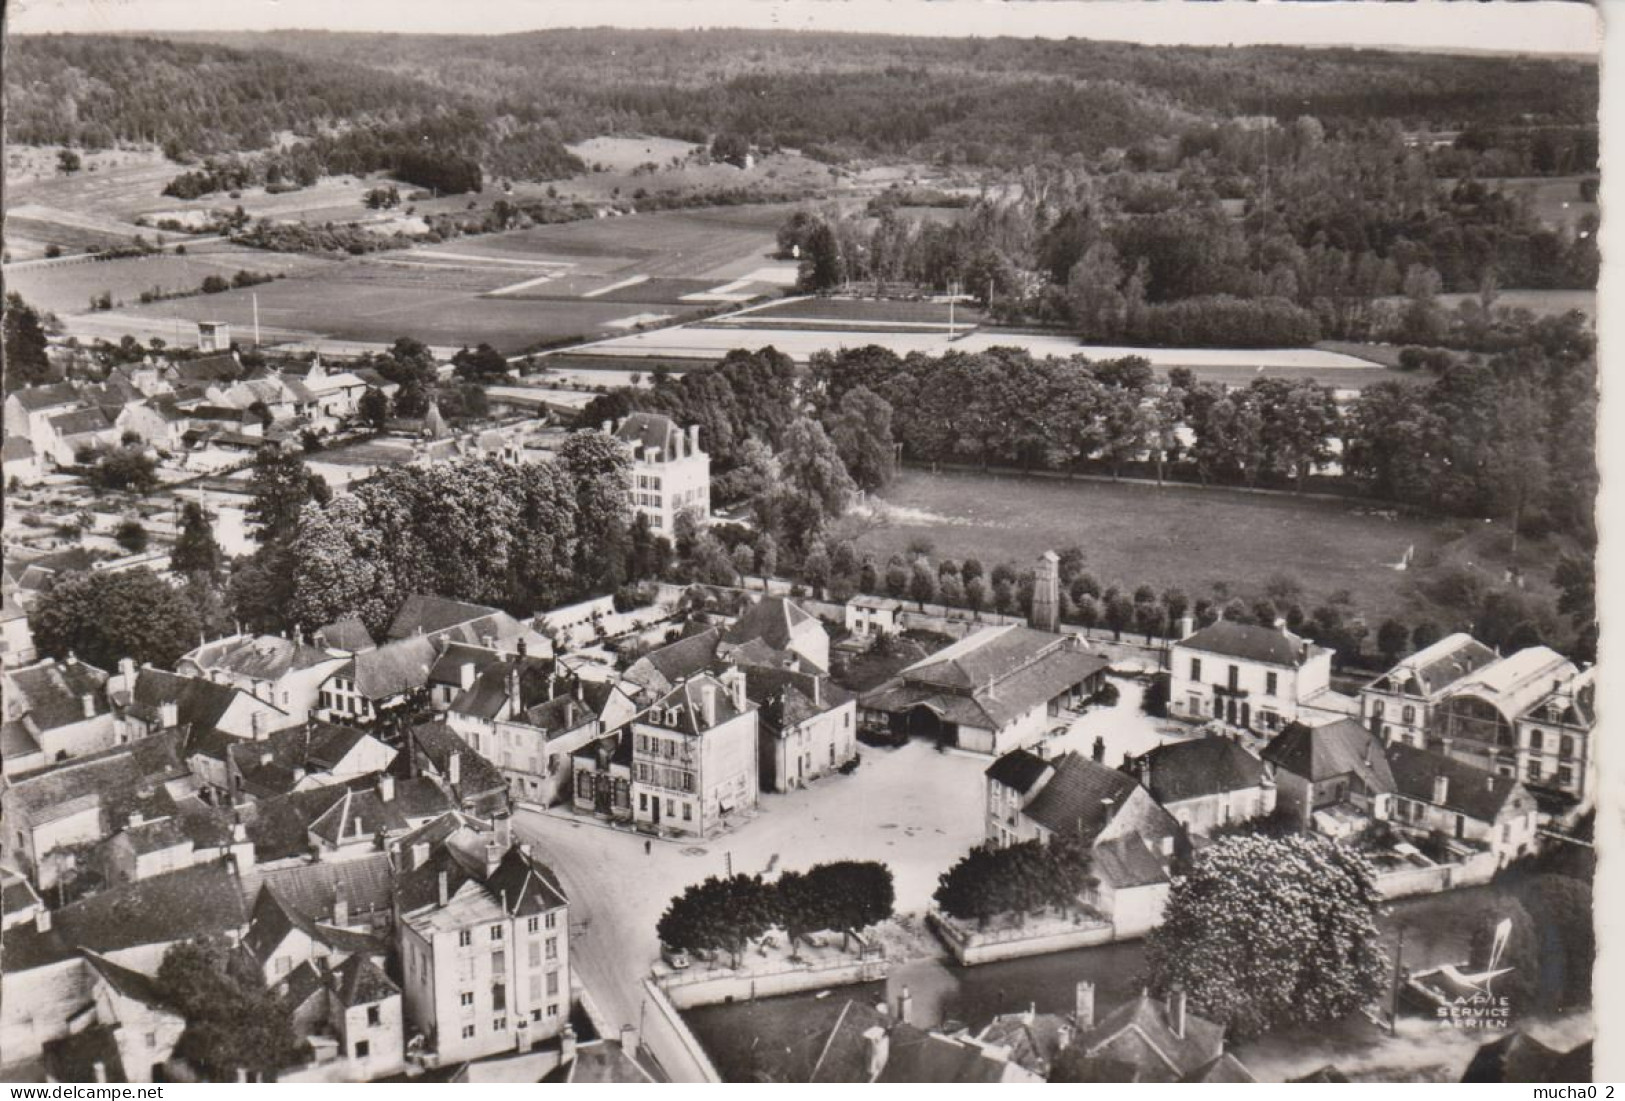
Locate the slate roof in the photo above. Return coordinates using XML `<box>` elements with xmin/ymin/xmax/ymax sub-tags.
<box><xmin>3</xmin><ymin>436</ymin><xmax>34</xmax><ymax>461</ymax></box>
<box><xmin>387</xmin><ymin>595</ymin><xmax>505</xmax><ymax>642</ymax></box>
<box><xmin>1263</xmin><ymin>719</ymin><xmax>1395</xmax><ymax>792</ymax></box>
<box><xmin>120</xmin><ymin>817</ymin><xmax>192</xmax><ymax>856</ymax></box>
<box><xmin>2</xmin><ymin>869</ymin><xmax>43</xmax><ymax>919</ymax></box>
<box><xmin>1077</xmin><ymin>994</ymin><xmax>1226</xmax><ymax>1082</ymax></box>
<box><xmin>1021</xmin><ymin>752</ymin><xmax>1169</xmax><ymax>846</ymax></box>
<box><xmin>879</xmin><ymin>1021</ymin><xmax>1015</xmax><ymax>1083</ymax></box>
<box><xmin>7</xmin><ymin>658</ymin><xmax>111</xmax><ymax>730</ymax></box>
<box><xmin>186</xmin><ymin>634</ymin><xmax>342</xmax><ymax>682</ymax></box>
<box><xmin>314</xmin><ymin>616</ymin><xmax>374</xmax><ymax>653</ymax></box>
<box><xmin>449</xmin><ymin>656</ymin><xmax>553</xmax><ymax>721</ymax></box>
<box><xmin>333</xmin><ymin>952</ymin><xmax>400</xmax><ymax>1006</ymax></box>
<box><xmin>343</xmin><ymin>635</ymin><xmax>439</xmax><ymax>699</ymax></box>
<box><xmin>1179</xmin><ymin>620</ymin><xmax>1320</xmax><ymax>667</ymax></box>
<box><xmin>985</xmin><ymin>749</ymin><xmax>1052</xmax><ymax>794</ymax></box>
<box><xmin>1521</xmin><ymin>666</ymin><xmax>1595</xmax><ymax>729</ymax></box>
<box><xmin>1366</xmin><ymin>633</ymin><xmax>1499</xmax><ymax>699</ymax></box>
<box><xmin>521</xmin><ymin>693</ymin><xmax>598</xmax><ymax>738</ymax></box>
<box><xmin>645</xmin><ymin>674</ymin><xmax>747</xmax><ymax>736</ymax></box>
<box><xmin>131</xmin><ymin>667</ymin><xmax>284</xmax><ymax>731</ymax></box>
<box><xmin>306</xmin><ymin>722</ymin><xmax>385</xmax><ymax>771</ymax></box>
<box><xmin>978</xmin><ymin>1012</ymin><xmax>1071</xmax><ymax>1076</ymax></box>
<box><xmin>168</xmin><ymin>352</ymin><xmax>242</xmax><ymax>384</ymax></box>
<box><xmin>483</xmin><ymin>846</ymin><xmax>569</xmax><ymax>915</ymax></box>
<box><xmin>1</xmin><ymin>719</ymin><xmax>41</xmax><ymax>760</ymax></box>
<box><xmin>615</xmin><ymin>412</ymin><xmax>687</xmax><ymax>456</ymax></box>
<box><xmin>278</xmin><ymin>960</ymin><xmax>327</xmax><ymax>1011</ymax></box>
<box><xmin>1184</xmin><ymin>1053</ymin><xmax>1257</xmax><ymax>1083</ymax></box>
<box><xmin>242</xmin><ymin>776</ymin><xmax>417</xmax><ymax>862</ymax></box>
<box><xmin>243</xmin><ymin>885</ymin><xmax>387</xmax><ymax>966</ymax></box>
<box><xmin>1134</xmin><ymin>737</ymin><xmax>1267</xmax><ymax>804</ymax></box>
<box><xmin>428</xmin><ymin>641</ymin><xmax>508</xmax><ymax>687</ymax></box>
<box><xmin>866</xmin><ymin>629</ymin><xmax>1106</xmax><ymax>730</ymax></box>
<box><xmin>1386</xmin><ymin>741</ymin><xmax>1525</xmax><ymax>823</ymax></box>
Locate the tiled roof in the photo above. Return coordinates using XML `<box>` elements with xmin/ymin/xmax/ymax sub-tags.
<box><xmin>2</xmin><ymin>719</ymin><xmax>42</xmax><ymax>760</ymax></box>
<box><xmin>1366</xmin><ymin>633</ymin><xmax>1499</xmax><ymax>699</ymax></box>
<box><xmin>1135</xmin><ymin>736</ymin><xmax>1267</xmax><ymax>803</ymax></box>
<box><xmin>1386</xmin><ymin>741</ymin><xmax>1524</xmax><ymax>823</ymax></box>
<box><xmin>1022</xmin><ymin>753</ymin><xmax>1168</xmax><ymax>846</ymax></box>
<box><xmin>1178</xmin><ymin>620</ymin><xmax>1319</xmax><ymax>667</ymax></box>
<box><xmin>333</xmin><ymin>952</ymin><xmax>400</xmax><ymax>1006</ymax></box>
<box><xmin>241</xmin><ymin>778</ymin><xmax>390</xmax><ymax>862</ymax></box>
<box><xmin>483</xmin><ymin>846</ymin><xmax>569</xmax><ymax>915</ymax></box>
<box><xmin>6</xmin><ymin>732</ymin><xmax>187</xmax><ymax>828</ymax></box>
<box><xmin>428</xmin><ymin>641</ymin><xmax>507</xmax><ymax>687</ymax></box>
<box><xmin>871</xmin><ymin>629</ymin><xmax>1107</xmax><ymax>729</ymax></box>
<box><xmin>1078</xmin><ymin>994</ymin><xmax>1225</xmax><ymax>1081</ymax></box>
<box><xmin>121</xmin><ymin>817</ymin><xmax>192</xmax><ymax>856</ymax></box>
<box><xmin>615</xmin><ymin>412</ymin><xmax>686</xmax><ymax>456</ymax></box>
<box><xmin>7</xmin><ymin>657</ymin><xmax>111</xmax><ymax>730</ymax></box>
<box><xmin>186</xmin><ymin>634</ymin><xmax>342</xmax><ymax>682</ymax></box>
<box><xmin>985</xmin><ymin>749</ymin><xmax>1052</xmax><ymax>794</ymax></box>
<box><xmin>636</xmin><ymin>627</ymin><xmax>721</xmax><ymax>685</ymax></box>
<box><xmin>132</xmin><ymin>667</ymin><xmax>284</xmax><ymax>731</ymax></box>
<box><xmin>1092</xmin><ymin>834</ymin><xmax>1170</xmax><ymax>889</ymax></box>
<box><xmin>168</xmin><ymin>353</ymin><xmax>242</xmax><ymax>384</ymax></box>
<box><xmin>721</xmin><ymin>596</ymin><xmax>816</xmax><ymax>655</ymax></box>
<box><xmin>1184</xmin><ymin>1053</ymin><xmax>1257</xmax><ymax>1083</ymax></box>
<box><xmin>1463</xmin><ymin>1032</ymin><xmax>1592</xmax><ymax>1083</ymax></box>
<box><xmin>345</xmin><ymin>635</ymin><xmax>438</xmax><ymax>699</ymax></box>
<box><xmin>314</xmin><ymin>616</ymin><xmax>374</xmax><ymax>653</ymax></box>
<box><xmin>387</xmin><ymin>595</ymin><xmax>505</xmax><ymax>642</ymax></box>
<box><xmin>82</xmin><ymin>949</ymin><xmax>170</xmax><ymax>1009</ymax></box>
<box><xmin>238</xmin><ymin>852</ymin><xmax>395</xmax><ymax>923</ymax></box>
<box><xmin>278</xmin><ymin>960</ymin><xmax>327</xmax><ymax>1011</ymax></box>
<box><xmin>243</xmin><ymin>885</ymin><xmax>388</xmax><ymax>966</ymax></box>
<box><xmin>879</xmin><ymin>1022</ymin><xmax>1013</xmax><ymax>1083</ymax></box>
<box><xmin>646</xmin><ymin>674</ymin><xmax>747</xmax><ymax>736</ymax></box>
<box><xmin>409</xmin><ymin>722</ymin><xmax>508</xmax><ymax>812</ymax></box>
<box><xmin>8</xmin><ymin>382</ymin><xmax>80</xmax><ymax>411</ymax></box>
<box><xmin>3</xmin><ymin>436</ymin><xmax>34</xmax><ymax>461</ymax></box>
<box><xmin>50</xmin><ymin>862</ymin><xmax>249</xmax><ymax>957</ymax></box>
<box><xmin>567</xmin><ymin>1039</ymin><xmax>658</xmax><ymax>1083</ymax></box>
<box><xmin>306</xmin><ymin>722</ymin><xmax>385</xmax><ymax>771</ymax></box>
<box><xmin>449</xmin><ymin>656</ymin><xmax>553</xmax><ymax>722</ymax></box>
<box><xmin>1263</xmin><ymin>719</ymin><xmax>1394</xmax><ymax>792</ymax></box>
<box><xmin>2</xmin><ymin>869</ymin><xmax>42</xmax><ymax>918</ymax></box>
<box><xmin>49</xmin><ymin>407</ymin><xmax>113</xmax><ymax>437</ymax></box>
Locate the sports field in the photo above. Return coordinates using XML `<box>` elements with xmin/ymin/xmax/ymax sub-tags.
<box><xmin>856</xmin><ymin>468</ymin><xmax>1540</xmax><ymax>629</ymax></box>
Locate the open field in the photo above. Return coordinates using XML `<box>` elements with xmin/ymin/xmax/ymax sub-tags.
<box><xmin>1440</xmin><ymin>288</ymin><xmax>1595</xmax><ymax>320</ymax></box>
<box><xmin>728</xmin><ymin>296</ymin><xmax>987</xmax><ymax>325</ymax></box>
<box><xmin>5</xmin><ymin>247</ymin><xmax>337</xmax><ymax>315</ymax></box>
<box><xmin>566</xmin><ymin>135</ymin><xmax>702</xmax><ymax>172</ymax></box>
<box><xmin>855</xmin><ymin>468</ymin><xmax>1555</xmax><ymax>629</ymax></box>
<box><xmin>1486</xmin><ymin>175</ymin><xmax>1597</xmax><ymax>233</ymax></box>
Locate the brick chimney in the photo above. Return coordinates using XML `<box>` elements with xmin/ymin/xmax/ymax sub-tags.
<box><xmin>1432</xmin><ymin>774</ymin><xmax>1450</xmax><ymax>805</ymax></box>
<box><xmin>377</xmin><ymin>774</ymin><xmax>395</xmax><ymax>803</ymax></box>
<box><xmin>448</xmin><ymin>751</ymin><xmax>461</xmax><ymax>787</ymax></box>
<box><xmin>437</xmin><ymin>870</ymin><xmax>449</xmax><ymax>906</ymax></box>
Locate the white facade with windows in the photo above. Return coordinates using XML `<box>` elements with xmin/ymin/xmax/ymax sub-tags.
<box><xmin>608</xmin><ymin>413</ymin><xmax>710</xmax><ymax>533</ymax></box>
<box><xmin>1169</xmin><ymin>620</ymin><xmax>1334</xmax><ymax>733</ymax></box>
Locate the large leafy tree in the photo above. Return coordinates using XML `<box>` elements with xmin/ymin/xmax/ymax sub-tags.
<box><xmin>171</xmin><ymin>499</ymin><xmax>223</xmax><ymax>578</ymax></box>
<box><xmin>826</xmin><ymin>386</ymin><xmax>896</xmax><ymax>492</ymax></box>
<box><xmin>3</xmin><ymin>292</ymin><xmax>54</xmax><ymax>389</ymax></box>
<box><xmin>557</xmin><ymin>429</ymin><xmax>633</xmax><ymax>590</ymax></box>
<box><xmin>157</xmin><ymin>937</ymin><xmax>309</xmax><ymax>1080</ymax></box>
<box><xmin>245</xmin><ymin>446</ymin><xmax>328</xmax><ymax>539</ymax></box>
<box><xmin>34</xmin><ymin>568</ymin><xmax>203</xmax><ymax>670</ymax></box>
<box><xmin>1145</xmin><ymin>834</ymin><xmax>1386</xmax><ymax>1039</ymax></box>
<box><xmin>934</xmin><ymin>840</ymin><xmax>1092</xmax><ymax>929</ymax></box>
<box><xmin>657</xmin><ymin>874</ymin><xmax>778</xmax><ymax>969</ymax></box>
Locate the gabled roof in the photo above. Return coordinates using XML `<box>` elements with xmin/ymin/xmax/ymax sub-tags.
<box><xmin>306</xmin><ymin>722</ymin><xmax>387</xmax><ymax>771</ymax></box>
<box><xmin>482</xmin><ymin>845</ymin><xmax>569</xmax><ymax>915</ymax></box>
<box><xmin>8</xmin><ymin>382</ymin><xmax>80</xmax><ymax>411</ymax></box>
<box><xmin>978</xmin><ymin>1011</ymin><xmax>1071</xmax><ymax>1076</ymax></box>
<box><xmin>49</xmin><ymin>862</ymin><xmax>249</xmax><ymax>958</ymax></box>
<box><xmin>1077</xmin><ymin>994</ymin><xmax>1225</xmax><ymax>1081</ymax></box>
<box><xmin>278</xmin><ymin>960</ymin><xmax>327</xmax><ymax>1011</ymax></box>
<box><xmin>721</xmin><ymin>596</ymin><xmax>818</xmax><ymax>656</ymax></box>
<box><xmin>131</xmin><ymin>667</ymin><xmax>286</xmax><ymax>731</ymax></box>
<box><xmin>985</xmin><ymin>749</ymin><xmax>1052</xmax><ymax>794</ymax></box>
<box><xmin>242</xmin><ymin>777</ymin><xmax>413</xmax><ymax>862</ymax></box>
<box><xmin>168</xmin><ymin>352</ymin><xmax>242</xmax><ymax>384</ymax></box>
<box><xmin>636</xmin><ymin>627</ymin><xmax>721</xmax><ymax>685</ymax></box>
<box><xmin>243</xmin><ymin>885</ymin><xmax>387</xmax><ymax>966</ymax></box>
<box><xmin>1092</xmin><ymin>833</ymin><xmax>1171</xmax><ymax>888</ymax></box>
<box><xmin>333</xmin><ymin>952</ymin><xmax>400</xmax><ymax>1006</ymax></box>
<box><xmin>6</xmin><ymin>732</ymin><xmax>188</xmax><ymax>829</ymax></box>
<box><xmin>645</xmin><ymin>674</ymin><xmax>747</xmax><ymax>735</ymax></box>
<box><xmin>1020</xmin><ymin>752</ymin><xmax>1173</xmax><ymax>846</ymax></box>
<box><xmin>409</xmin><ymin>721</ymin><xmax>509</xmax><ymax>808</ymax></box>
<box><xmin>313</xmin><ymin>616</ymin><xmax>374</xmax><ymax>653</ymax></box>
<box><xmin>1386</xmin><ymin>741</ymin><xmax>1526</xmax><ymax>823</ymax></box>
<box><xmin>1463</xmin><ymin>1032</ymin><xmax>1592</xmax><ymax>1083</ymax></box>
<box><xmin>567</xmin><ymin>1039</ymin><xmax>659</xmax><ymax>1083</ymax></box>
<box><xmin>343</xmin><ymin>635</ymin><xmax>439</xmax><ymax>699</ymax></box>
<box><xmin>82</xmin><ymin>949</ymin><xmax>171</xmax><ymax>1010</ymax></box>
<box><xmin>428</xmin><ymin>641</ymin><xmax>508</xmax><ymax>687</ymax></box>
<box><xmin>48</xmin><ymin>406</ymin><xmax>113</xmax><ymax>437</ymax></box>
<box><xmin>1263</xmin><ymin>719</ymin><xmax>1394</xmax><ymax>792</ymax></box>
<box><xmin>1184</xmin><ymin>1053</ymin><xmax>1257</xmax><ymax>1083</ymax></box>
<box><xmin>1178</xmin><ymin>620</ymin><xmax>1320</xmax><ymax>667</ymax></box>
<box><xmin>387</xmin><ymin>595</ymin><xmax>505</xmax><ymax>642</ymax></box>
<box><xmin>7</xmin><ymin>657</ymin><xmax>111</xmax><ymax>730</ymax></box>
<box><xmin>120</xmin><ymin>817</ymin><xmax>192</xmax><ymax>856</ymax></box>
<box><xmin>2</xmin><ymin>868</ymin><xmax>43</xmax><ymax>919</ymax></box>
<box><xmin>1135</xmin><ymin>736</ymin><xmax>1267</xmax><ymax>804</ymax></box>
<box><xmin>3</xmin><ymin>436</ymin><xmax>35</xmax><ymax>461</ymax></box>
<box><xmin>1520</xmin><ymin>666</ymin><xmax>1595</xmax><ymax>729</ymax></box>
<box><xmin>239</xmin><ymin>851</ymin><xmax>395</xmax><ymax>923</ymax></box>
<box><xmin>1365</xmin><ymin>633</ymin><xmax>1499</xmax><ymax>699</ymax></box>
<box><xmin>449</xmin><ymin>656</ymin><xmax>553</xmax><ymax>721</ymax></box>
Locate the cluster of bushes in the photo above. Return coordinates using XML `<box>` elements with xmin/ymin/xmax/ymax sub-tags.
<box><xmin>137</xmin><ymin>269</ymin><xmax>278</xmax><ymax>304</ymax></box>
<box><xmin>934</xmin><ymin>838</ymin><xmax>1097</xmax><ymax>929</ymax></box>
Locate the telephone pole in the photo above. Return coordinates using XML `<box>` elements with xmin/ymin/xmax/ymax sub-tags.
<box><xmin>1389</xmin><ymin>924</ymin><xmax>1406</xmax><ymax>1036</ymax></box>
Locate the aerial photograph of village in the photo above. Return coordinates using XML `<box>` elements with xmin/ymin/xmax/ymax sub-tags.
<box><xmin>0</xmin><ymin>0</ymin><xmax>1604</xmax><ymax>1088</ymax></box>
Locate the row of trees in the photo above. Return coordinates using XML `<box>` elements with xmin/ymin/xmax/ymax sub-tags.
<box><xmin>933</xmin><ymin>838</ymin><xmax>1095</xmax><ymax>929</ymax></box>
<box><xmin>656</xmin><ymin>861</ymin><xmax>894</xmax><ymax>966</ymax></box>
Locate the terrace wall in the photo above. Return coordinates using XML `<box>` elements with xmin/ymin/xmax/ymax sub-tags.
<box><xmin>1372</xmin><ymin>850</ymin><xmax>1498</xmax><ymax>900</ymax></box>
<box><xmin>927</xmin><ymin>909</ymin><xmax>1116</xmax><ymax>966</ymax></box>
<box><xmin>655</xmin><ymin>955</ymin><xmax>890</xmax><ymax>1010</ymax></box>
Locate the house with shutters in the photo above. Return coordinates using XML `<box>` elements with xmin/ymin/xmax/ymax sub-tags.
<box><xmin>1358</xmin><ymin>634</ymin><xmax>1499</xmax><ymax>748</ymax></box>
<box><xmin>748</xmin><ymin>666</ymin><xmax>858</xmax><ymax>794</ymax></box>
<box><xmin>630</xmin><ymin>669</ymin><xmax>758</xmax><ymax>837</ymax></box>
<box><xmin>605</xmin><ymin>413</ymin><xmax>710</xmax><ymax>534</ymax></box>
<box><xmin>395</xmin><ymin>839</ymin><xmax>571</xmax><ymax>1064</ymax></box>
<box><xmin>444</xmin><ymin>657</ymin><xmax>604</xmax><ymax>809</ymax></box>
<box><xmin>1384</xmin><ymin>742</ymin><xmax>1539</xmax><ymax>866</ymax></box>
<box><xmin>4</xmin><ymin>382</ymin><xmax>83</xmax><ymax>447</ymax></box>
<box><xmin>1514</xmin><ymin>666</ymin><xmax>1595</xmax><ymax>810</ymax></box>
<box><xmin>1427</xmin><ymin>645</ymin><xmax>1582</xmax><ymax>787</ymax></box>
<box><xmin>983</xmin><ymin>749</ymin><xmax>1182</xmax><ymax>937</ymax></box>
<box><xmin>1261</xmin><ymin>719</ymin><xmax>1394</xmax><ymax>835</ymax></box>
<box><xmin>1168</xmin><ymin>619</ymin><xmax>1348</xmax><ymax>733</ymax></box>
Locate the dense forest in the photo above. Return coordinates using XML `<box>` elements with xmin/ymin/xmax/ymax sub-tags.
<box><xmin>7</xmin><ymin>31</ymin><xmax>1596</xmax><ymax>184</ymax></box>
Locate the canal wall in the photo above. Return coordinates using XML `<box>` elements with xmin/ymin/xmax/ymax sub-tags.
<box><xmin>656</xmin><ymin>955</ymin><xmax>891</xmax><ymax>1010</ymax></box>
<box><xmin>641</xmin><ymin>977</ymin><xmax>723</xmax><ymax>1083</ymax></box>
<box><xmin>1373</xmin><ymin>850</ymin><xmax>1498</xmax><ymax>900</ymax></box>
<box><xmin>928</xmin><ymin>909</ymin><xmax>1117</xmax><ymax>966</ymax></box>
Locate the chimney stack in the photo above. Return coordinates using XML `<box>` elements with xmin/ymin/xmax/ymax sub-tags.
<box><xmin>93</xmin><ymin>1062</ymin><xmax>107</xmax><ymax>1084</ymax></box>
<box><xmin>896</xmin><ymin>985</ymin><xmax>913</xmax><ymax>1024</ymax></box>
<box><xmin>700</xmin><ymin>684</ymin><xmax>717</xmax><ymax>728</ymax></box>
<box><xmin>437</xmin><ymin>870</ymin><xmax>449</xmax><ymax>906</ymax></box>
<box><xmin>333</xmin><ymin>888</ymin><xmax>349</xmax><ymax>928</ymax></box>
<box><xmin>377</xmin><ymin>774</ymin><xmax>395</xmax><ymax>803</ymax></box>
<box><xmin>118</xmin><ymin>657</ymin><xmax>136</xmax><ymax>692</ymax></box>
<box><xmin>620</xmin><ymin>1022</ymin><xmax>639</xmax><ymax>1059</ymax></box>
<box><xmin>485</xmin><ymin>837</ymin><xmax>502</xmax><ymax>876</ymax></box>
<box><xmin>601</xmin><ymin>420</ymin><xmax>613</xmax><ymax>435</ymax></box>
<box><xmin>460</xmin><ymin>662</ymin><xmax>477</xmax><ymax>691</ymax></box>
<box><xmin>36</xmin><ymin>907</ymin><xmax>52</xmax><ymax>933</ymax></box>
<box><xmin>449</xmin><ymin>751</ymin><xmax>461</xmax><ymax>787</ymax></box>
<box><xmin>1177</xmin><ymin>615</ymin><xmax>1194</xmax><ymax>639</ymax></box>
<box><xmin>252</xmin><ymin>710</ymin><xmax>267</xmax><ymax>741</ymax></box>
<box><xmin>862</xmin><ymin>1026</ymin><xmax>890</xmax><ymax>1081</ymax></box>
<box><xmin>129</xmin><ymin>810</ymin><xmax>144</xmax><ymax>829</ymax></box>
<box><xmin>1432</xmin><ymin>774</ymin><xmax>1450</xmax><ymax>805</ymax></box>
<box><xmin>1169</xmin><ymin>989</ymin><xmax>1187</xmax><ymax>1039</ymax></box>
<box><xmin>81</xmin><ymin>693</ymin><xmax>96</xmax><ymax>719</ymax></box>
<box><xmin>1074</xmin><ymin>980</ymin><xmax>1095</xmax><ymax>1031</ymax></box>
<box><xmin>160</xmin><ymin>700</ymin><xmax>179</xmax><ymax>729</ymax></box>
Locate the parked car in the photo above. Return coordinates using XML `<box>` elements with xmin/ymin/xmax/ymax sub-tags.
<box><xmin>662</xmin><ymin>943</ymin><xmax>691</xmax><ymax>970</ymax></box>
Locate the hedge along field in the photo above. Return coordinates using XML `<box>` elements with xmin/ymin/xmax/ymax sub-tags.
<box><xmin>854</xmin><ymin>467</ymin><xmax>1553</xmax><ymax>631</ymax></box>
